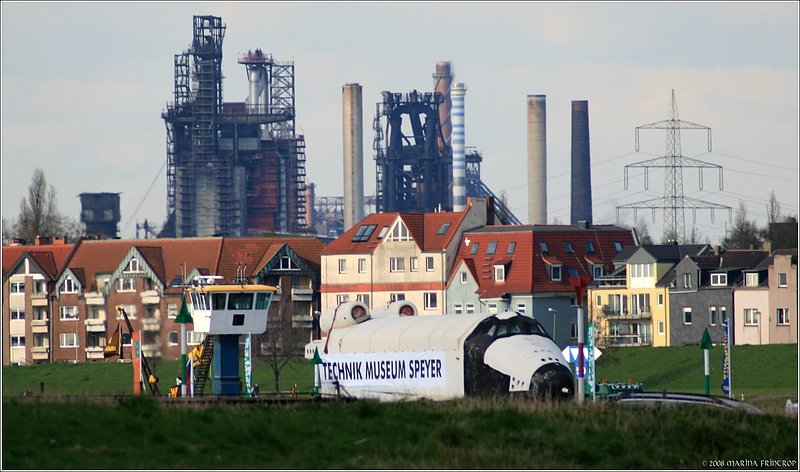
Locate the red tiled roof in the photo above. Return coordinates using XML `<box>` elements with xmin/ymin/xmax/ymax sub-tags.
<box><xmin>452</xmin><ymin>224</ymin><xmax>636</xmax><ymax>298</ymax></box>
<box><xmin>135</xmin><ymin>246</ymin><xmax>166</xmax><ymax>284</ymax></box>
<box><xmin>2</xmin><ymin>243</ymin><xmax>74</xmax><ymax>279</ymax></box>
<box><xmin>322</xmin><ymin>210</ymin><xmax>469</xmax><ymax>256</ymax></box>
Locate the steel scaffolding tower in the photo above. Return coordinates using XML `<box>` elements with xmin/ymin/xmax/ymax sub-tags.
<box><xmin>617</xmin><ymin>90</ymin><xmax>731</xmax><ymax>243</ymax></box>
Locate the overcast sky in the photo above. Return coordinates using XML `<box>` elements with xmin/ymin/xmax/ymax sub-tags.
<box><xmin>2</xmin><ymin>1</ymin><xmax>798</xmax><ymax>244</ymax></box>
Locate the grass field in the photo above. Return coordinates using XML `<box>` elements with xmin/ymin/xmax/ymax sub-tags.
<box><xmin>2</xmin><ymin>344</ymin><xmax>798</xmax><ymax>469</ymax></box>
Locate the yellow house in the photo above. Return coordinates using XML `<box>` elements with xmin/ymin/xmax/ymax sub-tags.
<box><xmin>588</xmin><ymin>244</ymin><xmax>711</xmax><ymax>348</ymax></box>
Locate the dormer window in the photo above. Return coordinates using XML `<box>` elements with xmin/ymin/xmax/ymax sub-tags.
<box><xmin>279</xmin><ymin>256</ymin><xmax>299</xmax><ymax>270</ymax></box>
<box><xmin>61</xmin><ymin>278</ymin><xmax>78</xmax><ymax>293</ymax></box>
<box><xmin>386</xmin><ymin>221</ymin><xmax>411</xmax><ymax>241</ymax></box>
<box><xmin>494</xmin><ymin>265</ymin><xmax>505</xmax><ymax>282</ymax></box>
<box><xmin>550</xmin><ymin>264</ymin><xmax>562</xmax><ymax>281</ymax></box>
<box><xmin>711</xmin><ymin>273</ymin><xmax>727</xmax><ymax>286</ymax></box>
<box><xmin>745</xmin><ymin>272</ymin><xmax>759</xmax><ymax>287</ymax></box>
<box><xmin>125</xmin><ymin>259</ymin><xmax>140</xmax><ymax>272</ymax></box>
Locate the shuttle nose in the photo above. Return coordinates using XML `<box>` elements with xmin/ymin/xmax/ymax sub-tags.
<box><xmin>529</xmin><ymin>363</ymin><xmax>574</xmax><ymax>401</ymax></box>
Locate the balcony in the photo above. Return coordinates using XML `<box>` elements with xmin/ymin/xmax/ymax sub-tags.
<box><xmin>141</xmin><ymin>290</ymin><xmax>160</xmax><ymax>305</ymax></box>
<box><xmin>291</xmin><ymin>287</ymin><xmax>313</xmax><ymax>302</ymax></box>
<box><xmin>142</xmin><ymin>318</ymin><xmax>160</xmax><ymax>331</ymax></box>
<box><xmin>86</xmin><ymin>347</ymin><xmax>104</xmax><ymax>360</ymax></box>
<box><xmin>31</xmin><ymin>319</ymin><xmax>49</xmax><ymax>333</ymax></box>
<box><xmin>601</xmin><ymin>335</ymin><xmax>652</xmax><ymax>347</ymax></box>
<box><xmin>142</xmin><ymin>344</ymin><xmax>162</xmax><ymax>358</ymax></box>
<box><xmin>601</xmin><ymin>306</ymin><xmax>651</xmax><ymax>319</ymax></box>
<box><xmin>85</xmin><ymin>319</ymin><xmax>106</xmax><ymax>332</ymax></box>
<box><xmin>31</xmin><ymin>346</ymin><xmax>49</xmax><ymax>361</ymax></box>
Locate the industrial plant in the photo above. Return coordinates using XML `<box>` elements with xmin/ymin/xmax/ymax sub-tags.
<box><xmin>160</xmin><ymin>15</ymin><xmax>308</xmax><ymax>238</ymax></box>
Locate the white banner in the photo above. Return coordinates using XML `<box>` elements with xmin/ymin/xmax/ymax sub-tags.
<box><xmin>319</xmin><ymin>351</ymin><xmax>447</xmax><ymax>388</ymax></box>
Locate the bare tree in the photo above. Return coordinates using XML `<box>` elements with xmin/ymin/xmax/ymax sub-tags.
<box><xmin>7</xmin><ymin>168</ymin><xmax>85</xmax><ymax>244</ymax></box>
<box><xmin>257</xmin><ymin>275</ymin><xmax>300</xmax><ymax>393</ymax></box>
<box><xmin>634</xmin><ymin>215</ymin><xmax>654</xmax><ymax>245</ymax></box>
<box><xmin>766</xmin><ymin>191</ymin><xmax>782</xmax><ymax>224</ymax></box>
<box><xmin>723</xmin><ymin>201</ymin><xmax>761</xmax><ymax>250</ymax></box>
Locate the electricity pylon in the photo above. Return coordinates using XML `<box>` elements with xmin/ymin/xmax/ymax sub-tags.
<box><xmin>617</xmin><ymin>90</ymin><xmax>731</xmax><ymax>243</ymax></box>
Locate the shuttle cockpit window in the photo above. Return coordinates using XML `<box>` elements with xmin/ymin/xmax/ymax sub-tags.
<box><xmin>485</xmin><ymin>315</ymin><xmax>547</xmax><ymax>339</ymax></box>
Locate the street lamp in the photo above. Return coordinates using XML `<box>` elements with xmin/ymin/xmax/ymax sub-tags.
<box><xmin>547</xmin><ymin>308</ymin><xmax>557</xmax><ymax>342</ymax></box>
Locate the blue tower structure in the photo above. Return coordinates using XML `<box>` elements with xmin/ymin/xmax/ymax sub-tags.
<box><xmin>186</xmin><ymin>276</ymin><xmax>277</xmax><ymax>396</ymax></box>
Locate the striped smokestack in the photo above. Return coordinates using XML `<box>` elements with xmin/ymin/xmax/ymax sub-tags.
<box><xmin>451</xmin><ymin>82</ymin><xmax>467</xmax><ymax>212</ymax></box>
<box><xmin>570</xmin><ymin>100</ymin><xmax>593</xmax><ymax>225</ymax></box>
<box><xmin>342</xmin><ymin>83</ymin><xmax>364</xmax><ymax>231</ymax></box>
<box><xmin>433</xmin><ymin>61</ymin><xmax>453</xmax><ymax>151</ymax></box>
<box><xmin>527</xmin><ymin>94</ymin><xmax>547</xmax><ymax>224</ymax></box>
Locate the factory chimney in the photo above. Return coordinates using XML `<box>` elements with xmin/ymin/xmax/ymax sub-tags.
<box><xmin>527</xmin><ymin>95</ymin><xmax>547</xmax><ymax>224</ymax></box>
<box><xmin>342</xmin><ymin>83</ymin><xmax>364</xmax><ymax>231</ymax></box>
<box><xmin>570</xmin><ymin>100</ymin><xmax>593</xmax><ymax>225</ymax></box>
<box><xmin>433</xmin><ymin>61</ymin><xmax>453</xmax><ymax>150</ymax></box>
<box><xmin>451</xmin><ymin>82</ymin><xmax>467</xmax><ymax>212</ymax></box>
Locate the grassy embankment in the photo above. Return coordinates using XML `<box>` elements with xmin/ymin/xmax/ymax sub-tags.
<box><xmin>2</xmin><ymin>344</ymin><xmax>797</xmax><ymax>469</ymax></box>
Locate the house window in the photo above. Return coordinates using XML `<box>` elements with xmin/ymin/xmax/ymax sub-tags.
<box><xmin>117</xmin><ymin>305</ymin><xmax>136</xmax><ymax>319</ymax></box>
<box><xmin>592</xmin><ymin>265</ymin><xmax>604</xmax><ymax>279</ymax></box>
<box><xmin>658</xmin><ymin>293</ymin><xmax>664</xmax><ymax>306</ymax></box>
<box><xmin>377</xmin><ymin>227</ymin><xmax>388</xmax><ymax>239</ymax></box>
<box><xmin>10</xmin><ymin>309</ymin><xmax>25</xmax><ymax>321</ymax></box>
<box><xmin>424</xmin><ymin>292</ymin><xmax>438</xmax><ymax>310</ymax></box>
<box><xmin>564</xmin><ymin>241</ymin><xmax>574</xmax><ymax>253</ymax></box>
<box><xmin>389</xmin><ymin>257</ymin><xmax>405</xmax><ymax>272</ymax></box>
<box><xmin>34</xmin><ymin>307</ymin><xmax>47</xmax><ymax>321</ymax></box>
<box><xmin>744</xmin><ymin>308</ymin><xmax>759</xmax><ymax>326</ymax></box>
<box><xmin>11</xmin><ymin>336</ymin><xmax>25</xmax><ymax>347</ymax></box>
<box><xmin>61</xmin><ymin>278</ymin><xmax>78</xmax><ymax>293</ymax></box>
<box><xmin>387</xmin><ymin>221</ymin><xmax>411</xmax><ymax>241</ymax></box>
<box><xmin>168</xmin><ymin>304</ymin><xmax>178</xmax><ymax>319</ymax></box>
<box><xmin>570</xmin><ymin>322</ymin><xmax>578</xmax><ymax>339</ymax></box>
<box><xmin>60</xmin><ymin>306</ymin><xmax>79</xmax><ymax>320</ymax></box>
<box><xmin>410</xmin><ymin>257</ymin><xmax>419</xmax><ymax>272</ymax></box>
<box><xmin>88</xmin><ymin>306</ymin><xmax>100</xmax><ymax>320</ymax></box>
<box><xmin>631</xmin><ymin>293</ymin><xmax>650</xmax><ymax>315</ymax></box>
<box><xmin>465</xmin><ymin>303</ymin><xmax>475</xmax><ymax>314</ymax></box>
<box><xmin>550</xmin><ymin>264</ymin><xmax>562</xmax><ymax>281</ymax></box>
<box><xmin>34</xmin><ymin>280</ymin><xmax>46</xmax><ymax>294</ymax></box>
<box><xmin>488</xmin><ymin>303</ymin><xmax>498</xmax><ymax>314</ymax></box>
<box><xmin>658</xmin><ymin>321</ymin><xmax>664</xmax><ymax>334</ymax></box>
<box><xmin>721</xmin><ymin>306</ymin><xmax>728</xmax><ymax>325</ymax></box>
<box><xmin>778</xmin><ymin>272</ymin><xmax>787</xmax><ymax>287</ymax></box>
<box><xmin>709</xmin><ymin>307</ymin><xmax>717</xmax><ymax>326</ymax></box>
<box><xmin>460</xmin><ymin>271</ymin><xmax>468</xmax><ymax>284</ymax></box>
<box><xmin>777</xmin><ymin>308</ymin><xmax>790</xmax><ymax>325</ymax></box>
<box><xmin>356</xmin><ymin>294</ymin><xmax>370</xmax><ymax>306</ymax></box>
<box><xmin>390</xmin><ymin>293</ymin><xmax>405</xmax><ymax>302</ymax></box>
<box><xmin>682</xmin><ymin>273</ymin><xmax>692</xmax><ymax>289</ymax></box>
<box><xmin>338</xmin><ymin>259</ymin><xmax>347</xmax><ymax>274</ymax></box>
<box><xmin>33</xmin><ymin>333</ymin><xmax>48</xmax><ymax>348</ymax></box>
<box><xmin>516</xmin><ymin>303</ymin><xmax>526</xmax><ymax>314</ymax></box>
<box><xmin>486</xmin><ymin>241</ymin><xmax>498</xmax><ymax>255</ymax></box>
<box><xmin>437</xmin><ymin>223</ymin><xmax>450</xmax><ymax>235</ymax></box>
<box><xmin>570</xmin><ymin>297</ymin><xmax>577</xmax><ymax>307</ymax></box>
<box><xmin>60</xmin><ymin>333</ymin><xmax>77</xmax><ymax>348</ymax></box>
<box><xmin>613</xmin><ymin>241</ymin><xmax>623</xmax><ymax>253</ymax></box>
<box><xmin>279</xmin><ymin>256</ymin><xmax>299</xmax><ymax>270</ymax></box>
<box><xmin>745</xmin><ymin>272</ymin><xmax>759</xmax><ymax>287</ymax></box>
<box><xmin>358</xmin><ymin>258</ymin><xmax>367</xmax><ymax>274</ymax></box>
<box><xmin>585</xmin><ymin>241</ymin><xmax>595</xmax><ymax>253</ymax></box>
<box><xmin>494</xmin><ymin>265</ymin><xmax>505</xmax><ymax>282</ymax></box>
<box><xmin>336</xmin><ymin>294</ymin><xmax>350</xmax><ymax>304</ymax></box>
<box><xmin>167</xmin><ymin>331</ymin><xmax>179</xmax><ymax>345</ymax></box>
<box><xmin>470</xmin><ymin>243</ymin><xmax>480</xmax><ymax>255</ymax></box>
<box><xmin>683</xmin><ymin>308</ymin><xmax>692</xmax><ymax>325</ymax></box>
<box><xmin>711</xmin><ymin>273</ymin><xmax>727</xmax><ymax>286</ymax></box>
<box><xmin>426</xmin><ymin>256</ymin><xmax>434</xmax><ymax>272</ymax></box>
<box><xmin>539</xmin><ymin>241</ymin><xmax>549</xmax><ymax>253</ymax></box>
<box><xmin>596</xmin><ymin>295</ymin><xmax>602</xmax><ymax>307</ymax></box>
<box><xmin>125</xmin><ymin>259</ymin><xmax>140</xmax><ymax>272</ymax></box>
<box><xmin>11</xmin><ymin>281</ymin><xmax>25</xmax><ymax>293</ymax></box>
<box><xmin>117</xmin><ymin>278</ymin><xmax>135</xmax><ymax>292</ymax></box>
<box><xmin>453</xmin><ymin>304</ymin><xmax>463</xmax><ymax>315</ymax></box>
<box><xmin>567</xmin><ymin>267</ymin><xmax>579</xmax><ymax>278</ymax></box>
<box><xmin>507</xmin><ymin>242</ymin><xmax>516</xmax><ymax>254</ymax></box>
